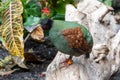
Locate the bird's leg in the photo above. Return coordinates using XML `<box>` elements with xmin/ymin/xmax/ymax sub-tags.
<box><xmin>59</xmin><ymin>56</ymin><xmax>73</xmax><ymax>69</ymax></box>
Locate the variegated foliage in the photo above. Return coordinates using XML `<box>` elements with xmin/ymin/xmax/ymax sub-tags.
<box><xmin>0</xmin><ymin>0</ymin><xmax>24</xmax><ymax>62</ymax></box>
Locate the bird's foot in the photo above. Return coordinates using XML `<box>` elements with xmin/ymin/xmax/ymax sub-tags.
<box><xmin>59</xmin><ymin>58</ymin><xmax>73</xmax><ymax>69</ymax></box>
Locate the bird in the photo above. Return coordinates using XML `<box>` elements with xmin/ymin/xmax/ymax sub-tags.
<box><xmin>41</xmin><ymin>19</ymin><xmax>93</xmax><ymax>67</ymax></box>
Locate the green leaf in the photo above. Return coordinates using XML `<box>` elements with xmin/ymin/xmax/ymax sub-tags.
<box><xmin>51</xmin><ymin>14</ymin><xmax>65</xmax><ymax>20</ymax></box>
<box><xmin>24</xmin><ymin>15</ymin><xmax>40</xmax><ymax>26</ymax></box>
<box><xmin>22</xmin><ymin>0</ymin><xmax>41</xmax><ymax>21</ymax></box>
<box><xmin>104</xmin><ymin>0</ymin><xmax>112</xmax><ymax>6</ymax></box>
<box><xmin>98</xmin><ymin>0</ymin><xmax>112</xmax><ymax>6</ymax></box>
<box><xmin>52</xmin><ymin>0</ymin><xmax>74</xmax><ymax>14</ymax></box>
<box><xmin>0</xmin><ymin>15</ymin><xmax>2</xmax><ymax>25</ymax></box>
<box><xmin>0</xmin><ymin>0</ymin><xmax>10</xmax><ymax>12</ymax></box>
<box><xmin>20</xmin><ymin>0</ymin><xmax>27</xmax><ymax>7</ymax></box>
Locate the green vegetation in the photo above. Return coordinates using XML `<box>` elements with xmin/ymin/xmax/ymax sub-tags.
<box><xmin>98</xmin><ymin>0</ymin><xmax>112</xmax><ymax>6</ymax></box>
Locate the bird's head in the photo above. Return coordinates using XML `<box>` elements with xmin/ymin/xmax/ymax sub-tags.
<box><xmin>41</xmin><ymin>18</ymin><xmax>53</xmax><ymax>30</ymax></box>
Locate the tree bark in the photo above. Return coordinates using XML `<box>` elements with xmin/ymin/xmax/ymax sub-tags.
<box><xmin>46</xmin><ymin>0</ymin><xmax>120</xmax><ymax>80</ymax></box>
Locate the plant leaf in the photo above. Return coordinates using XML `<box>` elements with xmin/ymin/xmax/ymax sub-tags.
<box><xmin>104</xmin><ymin>0</ymin><xmax>112</xmax><ymax>6</ymax></box>
<box><xmin>30</xmin><ymin>24</ymin><xmax>44</xmax><ymax>42</ymax></box>
<box><xmin>51</xmin><ymin>14</ymin><xmax>65</xmax><ymax>20</ymax></box>
<box><xmin>0</xmin><ymin>0</ymin><xmax>11</xmax><ymax>13</ymax></box>
<box><xmin>21</xmin><ymin>0</ymin><xmax>41</xmax><ymax>21</ymax></box>
<box><xmin>24</xmin><ymin>15</ymin><xmax>40</xmax><ymax>26</ymax></box>
<box><xmin>0</xmin><ymin>0</ymin><xmax>26</xmax><ymax>68</ymax></box>
<box><xmin>98</xmin><ymin>0</ymin><xmax>112</xmax><ymax>6</ymax></box>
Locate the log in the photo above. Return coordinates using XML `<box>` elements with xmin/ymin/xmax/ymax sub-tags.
<box><xmin>46</xmin><ymin>0</ymin><xmax>120</xmax><ymax>80</ymax></box>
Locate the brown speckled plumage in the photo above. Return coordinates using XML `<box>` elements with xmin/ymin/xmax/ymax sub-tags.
<box><xmin>61</xmin><ymin>27</ymin><xmax>83</xmax><ymax>48</ymax></box>
<box><xmin>43</xmin><ymin>20</ymin><xmax>93</xmax><ymax>58</ymax></box>
<box><xmin>61</xmin><ymin>27</ymin><xmax>92</xmax><ymax>54</ymax></box>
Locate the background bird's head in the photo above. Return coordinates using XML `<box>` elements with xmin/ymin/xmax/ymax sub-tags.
<box><xmin>41</xmin><ymin>18</ymin><xmax>53</xmax><ymax>30</ymax></box>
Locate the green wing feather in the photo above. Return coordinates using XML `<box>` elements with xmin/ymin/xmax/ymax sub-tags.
<box><xmin>49</xmin><ymin>20</ymin><xmax>93</xmax><ymax>56</ymax></box>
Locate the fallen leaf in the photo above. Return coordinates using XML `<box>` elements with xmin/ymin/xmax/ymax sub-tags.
<box><xmin>0</xmin><ymin>69</ymin><xmax>19</xmax><ymax>76</ymax></box>
<box><xmin>24</xmin><ymin>53</ymin><xmax>46</xmax><ymax>62</ymax></box>
<box><xmin>31</xmin><ymin>24</ymin><xmax>44</xmax><ymax>42</ymax></box>
<box><xmin>24</xmin><ymin>53</ymin><xmax>39</xmax><ymax>62</ymax></box>
<box><xmin>28</xmin><ymin>48</ymin><xmax>34</xmax><ymax>53</ymax></box>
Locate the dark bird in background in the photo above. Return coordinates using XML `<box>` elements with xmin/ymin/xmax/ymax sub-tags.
<box><xmin>41</xmin><ymin>19</ymin><xmax>93</xmax><ymax>67</ymax></box>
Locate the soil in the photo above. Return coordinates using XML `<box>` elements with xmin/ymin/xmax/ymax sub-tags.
<box><xmin>0</xmin><ymin>39</ymin><xmax>57</xmax><ymax>80</ymax></box>
<box><xmin>0</xmin><ymin>39</ymin><xmax>120</xmax><ymax>80</ymax></box>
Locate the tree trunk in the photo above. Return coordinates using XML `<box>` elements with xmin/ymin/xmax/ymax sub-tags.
<box><xmin>46</xmin><ymin>0</ymin><xmax>120</xmax><ymax>80</ymax></box>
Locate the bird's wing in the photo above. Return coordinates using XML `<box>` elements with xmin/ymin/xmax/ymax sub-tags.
<box><xmin>61</xmin><ymin>27</ymin><xmax>92</xmax><ymax>55</ymax></box>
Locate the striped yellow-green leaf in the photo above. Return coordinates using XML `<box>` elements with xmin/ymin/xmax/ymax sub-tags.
<box><xmin>0</xmin><ymin>0</ymin><xmax>27</xmax><ymax>68</ymax></box>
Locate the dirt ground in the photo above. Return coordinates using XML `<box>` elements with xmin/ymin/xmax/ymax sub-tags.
<box><xmin>0</xmin><ymin>39</ymin><xmax>57</xmax><ymax>80</ymax></box>
<box><xmin>0</xmin><ymin>39</ymin><xmax>120</xmax><ymax>80</ymax></box>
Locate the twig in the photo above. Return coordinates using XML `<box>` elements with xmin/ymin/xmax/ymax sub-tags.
<box><xmin>24</xmin><ymin>33</ymin><xmax>31</xmax><ymax>43</ymax></box>
<box><xmin>99</xmin><ymin>7</ymin><xmax>113</xmax><ymax>23</ymax></box>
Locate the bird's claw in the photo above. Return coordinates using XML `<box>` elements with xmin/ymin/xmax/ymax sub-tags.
<box><xmin>59</xmin><ymin>59</ymin><xmax>73</xmax><ymax>69</ymax></box>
